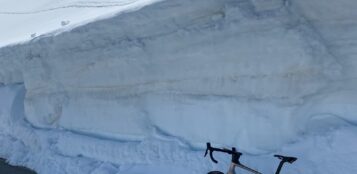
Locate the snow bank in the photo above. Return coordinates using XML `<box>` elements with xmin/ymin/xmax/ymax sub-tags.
<box><xmin>1</xmin><ymin>1</ymin><xmax>357</xmax><ymax>173</ymax></box>
<box><xmin>2</xmin><ymin>0</ymin><xmax>357</xmax><ymax>154</ymax></box>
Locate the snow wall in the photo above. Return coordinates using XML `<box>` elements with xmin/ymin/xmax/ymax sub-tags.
<box><xmin>1</xmin><ymin>0</ymin><xmax>357</xmax><ymax>154</ymax></box>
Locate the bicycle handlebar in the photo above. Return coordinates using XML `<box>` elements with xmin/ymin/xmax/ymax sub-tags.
<box><xmin>204</xmin><ymin>143</ymin><xmax>242</xmax><ymax>164</ymax></box>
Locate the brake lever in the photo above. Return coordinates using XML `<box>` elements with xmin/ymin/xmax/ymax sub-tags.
<box><xmin>204</xmin><ymin>143</ymin><xmax>209</xmax><ymax>157</ymax></box>
<box><xmin>210</xmin><ymin>149</ymin><xmax>218</xmax><ymax>163</ymax></box>
<box><xmin>205</xmin><ymin>143</ymin><xmax>218</xmax><ymax>163</ymax></box>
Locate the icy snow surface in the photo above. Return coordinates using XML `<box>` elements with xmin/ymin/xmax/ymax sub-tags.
<box><xmin>1</xmin><ymin>0</ymin><xmax>357</xmax><ymax>173</ymax></box>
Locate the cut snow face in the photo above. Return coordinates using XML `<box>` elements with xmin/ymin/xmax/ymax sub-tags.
<box><xmin>0</xmin><ymin>0</ymin><xmax>162</xmax><ymax>47</ymax></box>
<box><xmin>1</xmin><ymin>0</ymin><xmax>357</xmax><ymax>173</ymax></box>
<box><xmin>1</xmin><ymin>0</ymin><xmax>357</xmax><ymax>154</ymax></box>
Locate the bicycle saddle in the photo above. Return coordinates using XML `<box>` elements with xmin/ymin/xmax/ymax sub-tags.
<box><xmin>274</xmin><ymin>155</ymin><xmax>297</xmax><ymax>163</ymax></box>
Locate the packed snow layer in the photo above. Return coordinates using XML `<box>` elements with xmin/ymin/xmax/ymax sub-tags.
<box><xmin>2</xmin><ymin>0</ymin><xmax>357</xmax><ymax>154</ymax></box>
<box><xmin>291</xmin><ymin>0</ymin><xmax>357</xmax><ymax>78</ymax></box>
<box><xmin>1</xmin><ymin>84</ymin><xmax>357</xmax><ymax>174</ymax></box>
<box><xmin>0</xmin><ymin>0</ymin><xmax>162</xmax><ymax>47</ymax></box>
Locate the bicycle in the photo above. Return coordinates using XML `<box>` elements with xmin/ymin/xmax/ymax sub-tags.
<box><xmin>204</xmin><ymin>143</ymin><xmax>297</xmax><ymax>174</ymax></box>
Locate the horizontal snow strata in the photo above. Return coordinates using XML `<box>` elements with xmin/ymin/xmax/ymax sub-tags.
<box><xmin>0</xmin><ymin>47</ymin><xmax>25</xmax><ymax>84</ymax></box>
<box><xmin>290</xmin><ymin>0</ymin><xmax>357</xmax><ymax>78</ymax></box>
<box><xmin>1</xmin><ymin>0</ymin><xmax>354</xmax><ymax>152</ymax></box>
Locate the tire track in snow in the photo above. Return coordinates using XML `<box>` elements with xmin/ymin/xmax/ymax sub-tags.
<box><xmin>0</xmin><ymin>0</ymin><xmax>138</xmax><ymax>15</ymax></box>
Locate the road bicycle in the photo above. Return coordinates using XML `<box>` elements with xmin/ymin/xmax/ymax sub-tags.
<box><xmin>204</xmin><ymin>143</ymin><xmax>297</xmax><ymax>174</ymax></box>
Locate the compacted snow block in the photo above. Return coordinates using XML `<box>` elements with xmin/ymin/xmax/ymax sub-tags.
<box><xmin>1</xmin><ymin>0</ymin><xmax>357</xmax><ymax>153</ymax></box>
